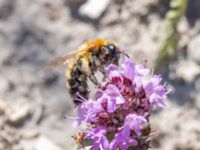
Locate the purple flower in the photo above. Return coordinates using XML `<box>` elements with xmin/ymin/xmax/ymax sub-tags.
<box><xmin>144</xmin><ymin>75</ymin><xmax>167</xmax><ymax>108</ymax></box>
<box><xmin>135</xmin><ymin>62</ymin><xmax>150</xmax><ymax>77</ymax></box>
<box><xmin>99</xmin><ymin>84</ymin><xmax>125</xmax><ymax>113</ymax></box>
<box><xmin>85</xmin><ymin>127</ymin><xmax>109</xmax><ymax>150</ymax></box>
<box><xmin>74</xmin><ymin>99</ymin><xmax>103</xmax><ymax>126</ymax></box>
<box><xmin>123</xmin><ymin>59</ymin><xmax>136</xmax><ymax>81</ymax></box>
<box><xmin>109</xmin><ymin>131</ymin><xmax>138</xmax><ymax>150</ymax></box>
<box><xmin>106</xmin><ymin>64</ymin><xmax>119</xmax><ymax>75</ymax></box>
<box><xmin>122</xmin><ymin>114</ymin><xmax>147</xmax><ymax>136</ymax></box>
<box><xmin>106</xmin><ymin>64</ymin><xmax>122</xmax><ymax>85</ymax></box>
<box><xmin>123</xmin><ymin>59</ymin><xmax>150</xmax><ymax>83</ymax></box>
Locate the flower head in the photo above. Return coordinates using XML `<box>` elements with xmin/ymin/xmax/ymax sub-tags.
<box><xmin>71</xmin><ymin>58</ymin><xmax>170</xmax><ymax>149</ymax></box>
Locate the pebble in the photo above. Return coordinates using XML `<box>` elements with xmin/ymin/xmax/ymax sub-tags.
<box><xmin>35</xmin><ymin>136</ymin><xmax>62</xmax><ymax>150</ymax></box>
<box><xmin>173</xmin><ymin>60</ymin><xmax>200</xmax><ymax>83</ymax></box>
<box><xmin>7</xmin><ymin>104</ymin><xmax>31</xmax><ymax>126</ymax></box>
<box><xmin>188</xmin><ymin>34</ymin><xmax>200</xmax><ymax>64</ymax></box>
<box><xmin>20</xmin><ymin>128</ymin><xmax>40</xmax><ymax>139</ymax></box>
<box><xmin>79</xmin><ymin>0</ymin><xmax>110</xmax><ymax>19</ymax></box>
<box><xmin>0</xmin><ymin>76</ymin><xmax>10</xmax><ymax>95</ymax></box>
<box><xmin>0</xmin><ymin>100</ymin><xmax>6</xmax><ymax>116</ymax></box>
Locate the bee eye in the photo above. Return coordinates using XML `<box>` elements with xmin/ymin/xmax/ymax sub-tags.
<box><xmin>108</xmin><ymin>44</ymin><xmax>116</xmax><ymax>55</ymax></box>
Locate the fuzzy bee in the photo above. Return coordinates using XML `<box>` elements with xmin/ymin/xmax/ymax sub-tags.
<box><xmin>46</xmin><ymin>38</ymin><xmax>123</xmax><ymax>105</ymax></box>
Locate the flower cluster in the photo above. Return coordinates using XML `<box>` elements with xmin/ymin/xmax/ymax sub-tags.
<box><xmin>72</xmin><ymin>58</ymin><xmax>170</xmax><ymax>150</ymax></box>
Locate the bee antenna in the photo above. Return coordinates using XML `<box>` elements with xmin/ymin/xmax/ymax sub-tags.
<box><xmin>119</xmin><ymin>48</ymin><xmax>130</xmax><ymax>58</ymax></box>
<box><xmin>119</xmin><ymin>48</ymin><xmax>129</xmax><ymax>64</ymax></box>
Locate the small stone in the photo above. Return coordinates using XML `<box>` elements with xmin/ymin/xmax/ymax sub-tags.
<box><xmin>0</xmin><ymin>119</ymin><xmax>4</xmax><ymax>129</ymax></box>
<box><xmin>129</xmin><ymin>0</ymin><xmax>159</xmax><ymax>16</ymax></box>
<box><xmin>0</xmin><ymin>100</ymin><xmax>6</xmax><ymax>115</ymax></box>
<box><xmin>174</xmin><ymin>60</ymin><xmax>200</xmax><ymax>83</ymax></box>
<box><xmin>0</xmin><ymin>48</ymin><xmax>14</xmax><ymax>65</ymax></box>
<box><xmin>0</xmin><ymin>0</ymin><xmax>12</xmax><ymax>18</ymax></box>
<box><xmin>79</xmin><ymin>0</ymin><xmax>110</xmax><ymax>19</ymax></box>
<box><xmin>20</xmin><ymin>128</ymin><xmax>40</xmax><ymax>139</ymax></box>
<box><xmin>188</xmin><ymin>35</ymin><xmax>200</xmax><ymax>64</ymax></box>
<box><xmin>7</xmin><ymin>104</ymin><xmax>31</xmax><ymax>126</ymax></box>
<box><xmin>0</xmin><ymin>76</ymin><xmax>10</xmax><ymax>95</ymax></box>
<box><xmin>195</xmin><ymin>94</ymin><xmax>200</xmax><ymax>109</ymax></box>
<box><xmin>35</xmin><ymin>136</ymin><xmax>62</xmax><ymax>150</ymax></box>
<box><xmin>101</xmin><ymin>8</ymin><xmax>119</xmax><ymax>25</ymax></box>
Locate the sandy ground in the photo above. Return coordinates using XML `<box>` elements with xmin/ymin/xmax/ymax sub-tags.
<box><xmin>0</xmin><ymin>0</ymin><xmax>200</xmax><ymax>149</ymax></box>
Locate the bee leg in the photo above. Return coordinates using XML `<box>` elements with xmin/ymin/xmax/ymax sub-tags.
<box><xmin>99</xmin><ymin>67</ymin><xmax>105</xmax><ymax>74</ymax></box>
<box><xmin>89</xmin><ymin>73</ymin><xmax>98</xmax><ymax>85</ymax></box>
<box><xmin>92</xmin><ymin>56</ymin><xmax>100</xmax><ymax>66</ymax></box>
<box><xmin>92</xmin><ymin>55</ymin><xmax>105</xmax><ymax>74</ymax></box>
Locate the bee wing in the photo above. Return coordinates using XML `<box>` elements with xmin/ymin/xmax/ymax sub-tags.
<box><xmin>44</xmin><ymin>52</ymin><xmax>76</xmax><ymax>69</ymax></box>
<box><xmin>44</xmin><ymin>42</ymin><xmax>92</xmax><ymax>70</ymax></box>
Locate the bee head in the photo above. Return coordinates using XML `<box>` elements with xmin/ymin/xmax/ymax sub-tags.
<box><xmin>99</xmin><ymin>44</ymin><xmax>120</xmax><ymax>64</ymax></box>
<box><xmin>108</xmin><ymin>44</ymin><xmax>117</xmax><ymax>56</ymax></box>
<box><xmin>107</xmin><ymin>44</ymin><xmax>120</xmax><ymax>65</ymax></box>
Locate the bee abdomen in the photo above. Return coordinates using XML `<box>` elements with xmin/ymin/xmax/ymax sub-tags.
<box><xmin>67</xmin><ymin>66</ymin><xmax>88</xmax><ymax>105</ymax></box>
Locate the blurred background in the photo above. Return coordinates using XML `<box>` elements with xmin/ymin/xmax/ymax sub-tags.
<box><xmin>0</xmin><ymin>0</ymin><xmax>200</xmax><ymax>149</ymax></box>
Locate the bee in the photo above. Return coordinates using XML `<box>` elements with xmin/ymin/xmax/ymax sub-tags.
<box><xmin>46</xmin><ymin>38</ymin><xmax>123</xmax><ymax>105</ymax></box>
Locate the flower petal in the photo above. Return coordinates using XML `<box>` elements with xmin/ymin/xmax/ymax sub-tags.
<box><xmin>107</xmin><ymin>99</ymin><xmax>116</xmax><ymax>113</ymax></box>
<box><xmin>123</xmin><ymin>59</ymin><xmax>135</xmax><ymax>81</ymax></box>
<box><xmin>106</xmin><ymin>64</ymin><xmax>119</xmax><ymax>75</ymax></box>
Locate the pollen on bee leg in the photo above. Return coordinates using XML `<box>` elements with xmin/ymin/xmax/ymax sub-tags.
<box><xmin>92</xmin><ymin>56</ymin><xmax>101</xmax><ymax>66</ymax></box>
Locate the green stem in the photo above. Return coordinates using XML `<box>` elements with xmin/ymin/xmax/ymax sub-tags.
<box><xmin>156</xmin><ymin>0</ymin><xmax>187</xmax><ymax>72</ymax></box>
